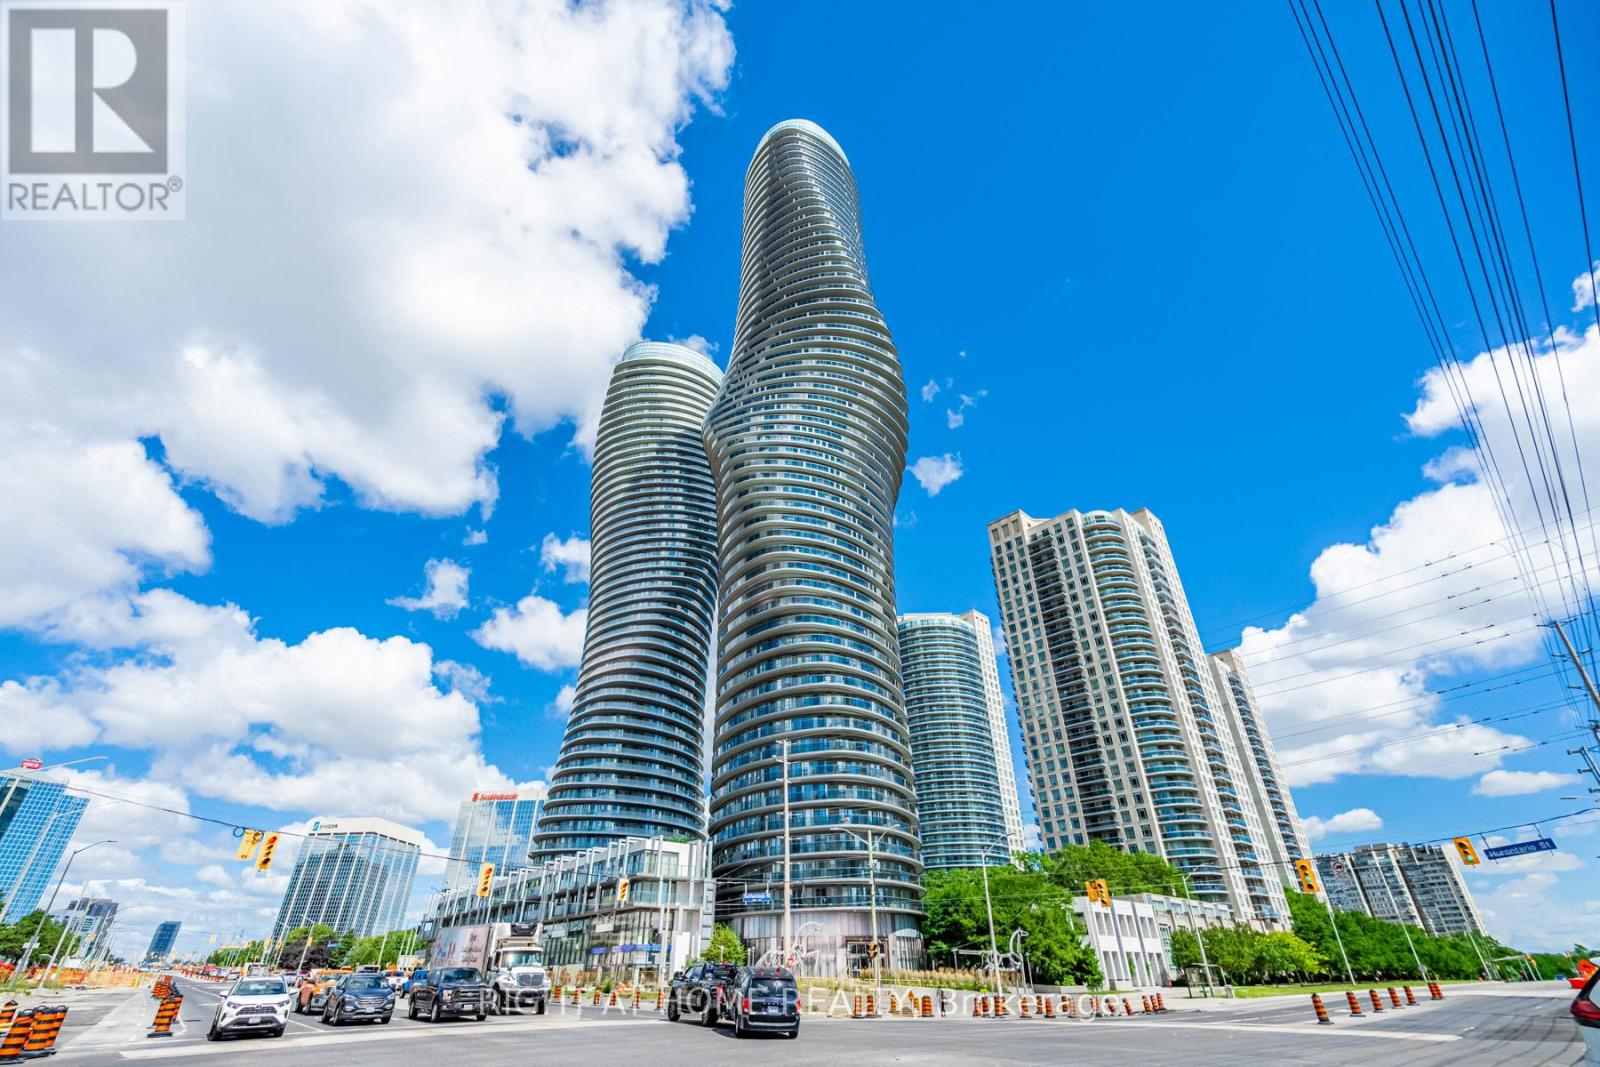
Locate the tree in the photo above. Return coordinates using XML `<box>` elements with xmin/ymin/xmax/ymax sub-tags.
<box><xmin>700</xmin><ymin>923</ymin><xmax>745</xmax><ymax>965</ymax></box>
<box><xmin>1168</xmin><ymin>928</ymin><xmax>1203</xmax><ymax>970</ymax></box>
<box><xmin>921</xmin><ymin>865</ymin><xmax>1101</xmax><ymax>987</ymax></box>
<box><xmin>0</xmin><ymin>911</ymin><xmax>78</xmax><ymax>964</ymax></box>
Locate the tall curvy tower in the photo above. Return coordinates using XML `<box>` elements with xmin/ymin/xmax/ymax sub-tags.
<box><xmin>532</xmin><ymin>342</ymin><xmax>722</xmax><ymax>857</ymax></box>
<box><xmin>703</xmin><ymin>119</ymin><xmax>918</xmax><ymax>966</ymax></box>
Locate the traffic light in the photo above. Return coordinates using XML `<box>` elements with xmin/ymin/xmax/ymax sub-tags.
<box><xmin>1453</xmin><ymin>837</ymin><xmax>1480</xmax><ymax>865</ymax></box>
<box><xmin>235</xmin><ymin>829</ymin><xmax>263</xmax><ymax>862</ymax></box>
<box><xmin>617</xmin><ymin>876</ymin><xmax>630</xmax><ymax>904</ymax></box>
<box><xmin>1084</xmin><ymin>879</ymin><xmax>1110</xmax><ymax>907</ymax></box>
<box><xmin>254</xmin><ymin>833</ymin><xmax>279</xmax><ymax>871</ymax></box>
<box><xmin>477</xmin><ymin>862</ymin><xmax>495</xmax><ymax>898</ymax></box>
<box><xmin>1293</xmin><ymin>858</ymin><xmax>1319</xmax><ymax>894</ymax></box>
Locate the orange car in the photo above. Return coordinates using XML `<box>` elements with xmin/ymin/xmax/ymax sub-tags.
<box><xmin>295</xmin><ymin>969</ymin><xmax>351</xmax><ymax>1014</ymax></box>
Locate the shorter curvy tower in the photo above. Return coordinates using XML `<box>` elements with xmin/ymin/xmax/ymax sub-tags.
<box><xmin>532</xmin><ymin>342</ymin><xmax>723</xmax><ymax>857</ymax></box>
<box><xmin>703</xmin><ymin>119</ymin><xmax>919</xmax><ymax>964</ymax></box>
<box><xmin>897</xmin><ymin>611</ymin><xmax>1025</xmax><ymax>869</ymax></box>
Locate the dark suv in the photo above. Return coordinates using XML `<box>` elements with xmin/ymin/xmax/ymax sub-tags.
<box><xmin>406</xmin><ymin>966</ymin><xmax>489</xmax><ymax>1023</ymax></box>
<box><xmin>666</xmin><ymin>962</ymin><xmax>739</xmax><ymax>1026</ymax></box>
<box><xmin>726</xmin><ymin>966</ymin><xmax>799</xmax><ymax>1039</ymax></box>
<box><xmin>320</xmin><ymin>973</ymin><xmax>395</xmax><ymax>1026</ymax></box>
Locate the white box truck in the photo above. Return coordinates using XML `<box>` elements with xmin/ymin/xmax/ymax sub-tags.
<box><xmin>429</xmin><ymin>922</ymin><xmax>548</xmax><ymax>1015</ymax></box>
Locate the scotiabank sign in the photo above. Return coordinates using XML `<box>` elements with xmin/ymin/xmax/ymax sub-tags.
<box><xmin>471</xmin><ymin>792</ymin><xmax>517</xmax><ymax>802</ymax></box>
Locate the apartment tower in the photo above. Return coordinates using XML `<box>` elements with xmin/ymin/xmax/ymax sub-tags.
<box><xmin>1317</xmin><ymin>843</ymin><xmax>1485</xmax><ymax>936</ymax></box>
<box><xmin>704</xmin><ymin>119</ymin><xmax>919</xmax><ymax>963</ymax></box>
<box><xmin>988</xmin><ymin>507</ymin><xmax>1290</xmax><ymax>927</ymax></box>
<box><xmin>1209</xmin><ymin>649</ymin><xmax>1309</xmax><ymax>871</ymax></box>
<box><xmin>533</xmin><ymin>342</ymin><xmax>723</xmax><ymax>856</ymax></box>
<box><xmin>897</xmin><ymin>611</ymin><xmax>1025</xmax><ymax>868</ymax></box>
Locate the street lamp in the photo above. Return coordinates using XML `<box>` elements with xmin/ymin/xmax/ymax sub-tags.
<box><xmin>837</xmin><ymin>827</ymin><xmax>880</xmax><ymax>989</ymax></box>
<box><xmin>977</xmin><ymin>840</ymin><xmax>1007</xmax><ymax>1013</ymax></box>
<box><xmin>17</xmin><ymin>839</ymin><xmax>116</xmax><ymax>979</ymax></box>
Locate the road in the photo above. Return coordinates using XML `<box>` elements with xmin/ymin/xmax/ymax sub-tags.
<box><xmin>41</xmin><ymin>976</ymin><xmax>1583</xmax><ymax>1065</ymax></box>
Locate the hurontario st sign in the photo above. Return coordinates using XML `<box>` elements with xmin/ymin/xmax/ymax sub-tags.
<box><xmin>1482</xmin><ymin>837</ymin><xmax>1558</xmax><ymax>862</ymax></box>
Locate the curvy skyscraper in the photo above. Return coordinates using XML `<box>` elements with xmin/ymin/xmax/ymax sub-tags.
<box><xmin>533</xmin><ymin>342</ymin><xmax>723</xmax><ymax>856</ymax></box>
<box><xmin>897</xmin><ymin>611</ymin><xmax>1026</xmax><ymax>869</ymax></box>
<box><xmin>704</xmin><ymin>119</ymin><xmax>918</xmax><ymax>964</ymax></box>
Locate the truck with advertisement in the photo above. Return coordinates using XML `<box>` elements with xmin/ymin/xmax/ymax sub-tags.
<box><xmin>427</xmin><ymin>921</ymin><xmax>548</xmax><ymax>1015</ymax></box>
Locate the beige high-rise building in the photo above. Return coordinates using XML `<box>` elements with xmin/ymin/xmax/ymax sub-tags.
<box><xmin>987</xmin><ymin>507</ymin><xmax>1290</xmax><ymax>928</ymax></box>
<box><xmin>1209</xmin><ymin>649</ymin><xmax>1310</xmax><ymax>874</ymax></box>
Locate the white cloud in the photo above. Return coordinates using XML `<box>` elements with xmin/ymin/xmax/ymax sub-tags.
<box><xmin>388</xmin><ymin>559</ymin><xmax>470</xmax><ymax>618</ymax></box>
<box><xmin>1303</xmin><ymin>807</ymin><xmax>1384</xmax><ymax>842</ymax></box>
<box><xmin>1574</xmin><ymin>262</ymin><xmax>1598</xmax><ymax>313</ymax></box>
<box><xmin>473</xmin><ymin>595</ymin><xmax>587</xmax><ymax>671</ymax></box>
<box><xmin>669</xmin><ymin>334</ymin><xmax>718</xmax><ymax>356</ymax></box>
<box><xmin>907</xmin><ymin>453</ymin><xmax>964</xmax><ymax>497</ymax></box>
<box><xmin>546</xmin><ymin>683</ymin><xmax>577</xmax><ymax>721</ymax></box>
<box><xmin>1474</xmin><ymin>769</ymin><xmax>1581</xmax><ymax>797</ymax></box>
<box><xmin>9</xmin><ymin>591</ymin><xmax>527</xmax><ymax>825</ymax></box>
<box><xmin>0</xmin><ymin>435</ymin><xmax>210</xmax><ymax>631</ymax></box>
<box><xmin>434</xmin><ymin>660</ymin><xmax>494</xmax><ymax>704</ymax></box>
<box><xmin>920</xmin><ymin>380</ymin><xmax>941</xmax><ymax>403</ymax></box>
<box><xmin>1240</xmin><ymin>305</ymin><xmax>1600</xmax><ymax>787</ymax></box>
<box><xmin>0</xmin><ymin>0</ymin><xmax>733</xmax><ymax>634</ymax></box>
<box><xmin>463</xmin><ymin>529</ymin><xmax>488</xmax><ymax>547</ymax></box>
<box><xmin>539</xmin><ymin>533</ymin><xmax>593</xmax><ymax>583</ymax></box>
<box><xmin>1022</xmin><ymin>823</ymin><xmax>1042</xmax><ymax>850</ymax></box>
<box><xmin>945</xmin><ymin>390</ymin><xmax>986</xmax><ymax>429</ymax></box>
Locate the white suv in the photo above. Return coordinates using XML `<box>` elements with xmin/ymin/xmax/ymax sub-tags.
<box><xmin>208</xmin><ymin>976</ymin><xmax>292</xmax><ymax>1040</ymax></box>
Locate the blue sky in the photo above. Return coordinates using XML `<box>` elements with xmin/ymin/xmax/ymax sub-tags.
<box><xmin>0</xmin><ymin>1</ymin><xmax>1596</xmax><ymax>957</ymax></box>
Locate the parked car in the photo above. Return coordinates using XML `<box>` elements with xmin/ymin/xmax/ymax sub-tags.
<box><xmin>321</xmin><ymin>972</ymin><xmax>396</xmax><ymax>1026</ymax></box>
<box><xmin>724</xmin><ymin>966</ymin><xmax>799</xmax><ymax>1039</ymax></box>
<box><xmin>407</xmin><ymin>966</ymin><xmax>489</xmax><ymax>1023</ymax></box>
<box><xmin>384</xmin><ymin>971</ymin><xmax>406</xmax><ymax>992</ymax></box>
<box><xmin>207</xmin><ymin>976</ymin><xmax>292</xmax><ymax>1041</ymax></box>
<box><xmin>1573</xmin><ymin>966</ymin><xmax>1600</xmax><ymax>1065</ymax></box>
<box><xmin>402</xmin><ymin>968</ymin><xmax>428</xmax><ymax>996</ymax></box>
<box><xmin>666</xmin><ymin>962</ymin><xmax>739</xmax><ymax>1026</ymax></box>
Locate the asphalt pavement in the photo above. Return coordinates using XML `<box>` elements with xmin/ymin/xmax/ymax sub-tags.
<box><xmin>40</xmin><ymin>976</ymin><xmax>1584</xmax><ymax>1066</ymax></box>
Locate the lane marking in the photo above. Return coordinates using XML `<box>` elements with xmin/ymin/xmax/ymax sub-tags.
<box><xmin>1149</xmin><ymin>1019</ymin><xmax>1462</xmax><ymax>1043</ymax></box>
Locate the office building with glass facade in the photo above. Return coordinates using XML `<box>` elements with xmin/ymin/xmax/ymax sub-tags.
<box><xmin>63</xmin><ymin>896</ymin><xmax>119</xmax><ymax>961</ymax></box>
<box><xmin>145</xmin><ymin>920</ymin><xmax>181</xmax><ymax>963</ymax></box>
<box><xmin>270</xmin><ymin>817</ymin><xmax>422</xmax><ymax>942</ymax></box>
<box><xmin>703</xmin><ymin>119</ymin><xmax>920</xmax><ymax>963</ymax></box>
<box><xmin>896</xmin><ymin>611</ymin><xmax>1025</xmax><ymax>868</ymax></box>
<box><xmin>445</xmin><ymin>789</ymin><xmax>545</xmax><ymax>894</ymax></box>
<box><xmin>533</xmin><ymin>342</ymin><xmax>722</xmax><ymax>858</ymax></box>
<box><xmin>0</xmin><ymin>771</ymin><xmax>87</xmax><ymax>921</ymax></box>
<box><xmin>987</xmin><ymin>507</ymin><xmax>1290</xmax><ymax>928</ymax></box>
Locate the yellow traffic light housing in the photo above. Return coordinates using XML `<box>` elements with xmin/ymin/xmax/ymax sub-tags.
<box><xmin>1084</xmin><ymin>879</ymin><xmax>1111</xmax><ymax>907</ymax></box>
<box><xmin>235</xmin><ymin>829</ymin><xmax>264</xmax><ymax>862</ymax></box>
<box><xmin>477</xmin><ymin>862</ymin><xmax>495</xmax><ymax>897</ymax></box>
<box><xmin>254</xmin><ymin>832</ymin><xmax>279</xmax><ymax>871</ymax></box>
<box><xmin>1293</xmin><ymin>858</ymin><xmax>1319</xmax><ymax>894</ymax></box>
<box><xmin>1453</xmin><ymin>837</ymin><xmax>1480</xmax><ymax>865</ymax></box>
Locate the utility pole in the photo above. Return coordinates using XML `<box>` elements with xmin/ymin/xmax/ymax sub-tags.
<box><xmin>1552</xmin><ymin>620</ymin><xmax>1600</xmax><ymax>716</ymax></box>
<box><xmin>780</xmin><ymin>739</ymin><xmax>792</xmax><ymax>972</ymax></box>
<box><xmin>867</xmin><ymin>831</ymin><xmax>879</xmax><ymax>990</ymax></box>
<box><xmin>1178</xmin><ymin>874</ymin><xmax>1214</xmax><ymax>996</ymax></box>
<box><xmin>980</xmin><ymin>856</ymin><xmax>1003</xmax><ymax>1012</ymax></box>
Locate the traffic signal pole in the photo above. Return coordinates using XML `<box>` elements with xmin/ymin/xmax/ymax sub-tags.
<box><xmin>1321</xmin><ymin>892</ymin><xmax>1356</xmax><ymax>985</ymax></box>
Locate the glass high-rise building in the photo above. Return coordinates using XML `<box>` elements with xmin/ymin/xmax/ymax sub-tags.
<box><xmin>0</xmin><ymin>771</ymin><xmax>88</xmax><ymax>922</ymax></box>
<box><xmin>704</xmin><ymin>119</ymin><xmax>920</xmax><ymax>962</ymax></box>
<box><xmin>532</xmin><ymin>341</ymin><xmax>722</xmax><ymax>857</ymax></box>
<box><xmin>445</xmin><ymin>789</ymin><xmax>545</xmax><ymax>894</ymax></box>
<box><xmin>145</xmin><ymin>920</ymin><xmax>181</xmax><ymax>963</ymax></box>
<box><xmin>63</xmin><ymin>896</ymin><xmax>119</xmax><ymax>961</ymax></box>
<box><xmin>988</xmin><ymin>507</ymin><xmax>1290</xmax><ymax>927</ymax></box>
<box><xmin>270</xmin><ymin>817</ymin><xmax>422</xmax><ymax>942</ymax></box>
<box><xmin>897</xmin><ymin>611</ymin><xmax>1025</xmax><ymax>868</ymax></box>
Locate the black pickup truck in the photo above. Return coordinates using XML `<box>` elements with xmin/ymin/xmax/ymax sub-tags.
<box><xmin>666</xmin><ymin>962</ymin><xmax>739</xmax><ymax>1026</ymax></box>
<box><xmin>406</xmin><ymin>966</ymin><xmax>490</xmax><ymax>1023</ymax></box>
